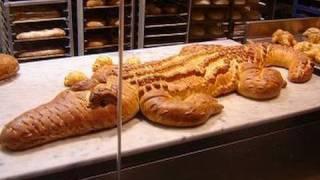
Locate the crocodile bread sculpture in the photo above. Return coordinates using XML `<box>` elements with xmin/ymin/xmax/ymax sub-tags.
<box><xmin>0</xmin><ymin>43</ymin><xmax>314</xmax><ymax>150</ymax></box>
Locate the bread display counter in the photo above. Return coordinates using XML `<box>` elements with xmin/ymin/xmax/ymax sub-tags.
<box><xmin>1</xmin><ymin>39</ymin><xmax>320</xmax><ymax>179</ymax></box>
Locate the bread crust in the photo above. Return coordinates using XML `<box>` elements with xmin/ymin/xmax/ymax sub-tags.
<box><xmin>16</xmin><ymin>28</ymin><xmax>66</xmax><ymax>40</ymax></box>
<box><xmin>0</xmin><ymin>43</ymin><xmax>314</xmax><ymax>150</ymax></box>
<box><xmin>0</xmin><ymin>54</ymin><xmax>19</xmax><ymax>81</ymax></box>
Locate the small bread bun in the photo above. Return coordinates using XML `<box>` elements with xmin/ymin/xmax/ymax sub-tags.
<box><xmin>207</xmin><ymin>25</ymin><xmax>224</xmax><ymax>36</ymax></box>
<box><xmin>86</xmin><ymin>19</ymin><xmax>107</xmax><ymax>27</ymax></box>
<box><xmin>93</xmin><ymin>55</ymin><xmax>113</xmax><ymax>72</ymax></box>
<box><xmin>212</xmin><ymin>0</ymin><xmax>229</xmax><ymax>5</ymax></box>
<box><xmin>87</xmin><ymin>38</ymin><xmax>108</xmax><ymax>47</ymax></box>
<box><xmin>86</xmin><ymin>0</ymin><xmax>106</xmax><ymax>7</ymax></box>
<box><xmin>193</xmin><ymin>0</ymin><xmax>211</xmax><ymax>5</ymax></box>
<box><xmin>232</xmin><ymin>11</ymin><xmax>242</xmax><ymax>20</ymax></box>
<box><xmin>64</xmin><ymin>71</ymin><xmax>88</xmax><ymax>87</ymax></box>
<box><xmin>191</xmin><ymin>26</ymin><xmax>206</xmax><ymax>37</ymax></box>
<box><xmin>0</xmin><ymin>54</ymin><xmax>19</xmax><ymax>81</ymax></box>
<box><xmin>234</xmin><ymin>0</ymin><xmax>246</xmax><ymax>5</ymax></box>
<box><xmin>207</xmin><ymin>10</ymin><xmax>225</xmax><ymax>20</ymax></box>
<box><xmin>192</xmin><ymin>11</ymin><xmax>205</xmax><ymax>21</ymax></box>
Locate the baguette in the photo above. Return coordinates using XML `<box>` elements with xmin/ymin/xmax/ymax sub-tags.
<box><xmin>16</xmin><ymin>28</ymin><xmax>66</xmax><ymax>40</ymax></box>
<box><xmin>18</xmin><ymin>49</ymin><xmax>65</xmax><ymax>58</ymax></box>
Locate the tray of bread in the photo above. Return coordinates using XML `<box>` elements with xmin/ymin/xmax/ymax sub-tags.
<box><xmin>1</xmin><ymin>39</ymin><xmax>320</xmax><ymax>179</ymax></box>
<box><xmin>0</xmin><ymin>0</ymin><xmax>74</xmax><ymax>61</ymax></box>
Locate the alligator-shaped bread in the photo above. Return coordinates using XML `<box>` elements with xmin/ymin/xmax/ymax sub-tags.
<box><xmin>0</xmin><ymin>43</ymin><xmax>314</xmax><ymax>150</ymax></box>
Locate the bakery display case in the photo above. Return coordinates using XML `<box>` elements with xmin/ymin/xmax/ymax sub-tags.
<box><xmin>0</xmin><ymin>0</ymin><xmax>74</xmax><ymax>62</ymax></box>
<box><xmin>137</xmin><ymin>0</ymin><xmax>191</xmax><ymax>48</ymax></box>
<box><xmin>77</xmin><ymin>0</ymin><xmax>135</xmax><ymax>55</ymax></box>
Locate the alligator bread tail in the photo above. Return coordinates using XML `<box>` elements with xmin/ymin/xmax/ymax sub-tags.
<box><xmin>0</xmin><ymin>77</ymin><xmax>139</xmax><ymax>151</ymax></box>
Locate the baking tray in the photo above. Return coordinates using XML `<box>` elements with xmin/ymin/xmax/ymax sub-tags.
<box><xmin>1</xmin><ymin>40</ymin><xmax>320</xmax><ymax>179</ymax></box>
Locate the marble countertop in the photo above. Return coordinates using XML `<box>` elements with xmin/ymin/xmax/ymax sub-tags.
<box><xmin>1</xmin><ymin>40</ymin><xmax>320</xmax><ymax>180</ymax></box>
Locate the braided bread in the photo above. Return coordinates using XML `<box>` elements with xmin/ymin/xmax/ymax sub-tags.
<box><xmin>0</xmin><ymin>43</ymin><xmax>314</xmax><ymax>150</ymax></box>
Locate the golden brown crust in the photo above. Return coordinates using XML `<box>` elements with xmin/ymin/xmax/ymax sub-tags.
<box><xmin>237</xmin><ymin>63</ymin><xmax>286</xmax><ymax>100</ymax></box>
<box><xmin>272</xmin><ymin>29</ymin><xmax>297</xmax><ymax>47</ymax></box>
<box><xmin>16</xmin><ymin>28</ymin><xmax>66</xmax><ymax>40</ymax></box>
<box><xmin>0</xmin><ymin>77</ymin><xmax>139</xmax><ymax>150</ymax></box>
<box><xmin>303</xmin><ymin>27</ymin><xmax>320</xmax><ymax>44</ymax></box>
<box><xmin>86</xmin><ymin>0</ymin><xmax>106</xmax><ymax>7</ymax></box>
<box><xmin>0</xmin><ymin>54</ymin><xmax>19</xmax><ymax>81</ymax></box>
<box><xmin>0</xmin><ymin>42</ymin><xmax>314</xmax><ymax>150</ymax></box>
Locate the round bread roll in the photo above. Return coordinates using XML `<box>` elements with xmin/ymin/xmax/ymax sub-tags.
<box><xmin>193</xmin><ymin>0</ymin><xmax>211</xmax><ymax>5</ymax></box>
<box><xmin>0</xmin><ymin>54</ymin><xmax>19</xmax><ymax>81</ymax></box>
<box><xmin>191</xmin><ymin>26</ymin><xmax>206</xmax><ymax>37</ymax></box>
<box><xmin>86</xmin><ymin>0</ymin><xmax>106</xmax><ymax>7</ymax></box>
<box><xmin>212</xmin><ymin>0</ymin><xmax>229</xmax><ymax>5</ymax></box>
<box><xmin>234</xmin><ymin>0</ymin><xmax>246</xmax><ymax>5</ymax></box>
<box><xmin>64</xmin><ymin>71</ymin><xmax>88</xmax><ymax>87</ymax></box>
<box><xmin>87</xmin><ymin>38</ymin><xmax>108</xmax><ymax>47</ymax></box>
<box><xmin>93</xmin><ymin>55</ymin><xmax>113</xmax><ymax>72</ymax></box>
<box><xmin>192</xmin><ymin>11</ymin><xmax>205</xmax><ymax>21</ymax></box>
<box><xmin>86</xmin><ymin>19</ymin><xmax>107</xmax><ymax>27</ymax></box>
<box><xmin>207</xmin><ymin>25</ymin><xmax>224</xmax><ymax>36</ymax></box>
<box><xmin>207</xmin><ymin>10</ymin><xmax>225</xmax><ymax>20</ymax></box>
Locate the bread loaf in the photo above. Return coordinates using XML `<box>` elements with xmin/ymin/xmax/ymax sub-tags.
<box><xmin>16</xmin><ymin>28</ymin><xmax>66</xmax><ymax>40</ymax></box>
<box><xmin>18</xmin><ymin>49</ymin><xmax>65</xmax><ymax>58</ymax></box>
<box><xmin>0</xmin><ymin>43</ymin><xmax>314</xmax><ymax>150</ymax></box>
<box><xmin>0</xmin><ymin>54</ymin><xmax>19</xmax><ymax>81</ymax></box>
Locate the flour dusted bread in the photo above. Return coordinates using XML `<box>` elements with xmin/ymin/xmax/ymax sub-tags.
<box><xmin>0</xmin><ymin>43</ymin><xmax>314</xmax><ymax>150</ymax></box>
<box><xmin>0</xmin><ymin>54</ymin><xmax>19</xmax><ymax>81</ymax></box>
<box><xmin>16</xmin><ymin>28</ymin><xmax>66</xmax><ymax>40</ymax></box>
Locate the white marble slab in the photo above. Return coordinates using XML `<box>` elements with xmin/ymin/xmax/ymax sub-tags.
<box><xmin>1</xmin><ymin>40</ymin><xmax>320</xmax><ymax>179</ymax></box>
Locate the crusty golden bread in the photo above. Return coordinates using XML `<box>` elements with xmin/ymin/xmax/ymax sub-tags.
<box><xmin>272</xmin><ymin>29</ymin><xmax>297</xmax><ymax>47</ymax></box>
<box><xmin>0</xmin><ymin>76</ymin><xmax>139</xmax><ymax>150</ymax></box>
<box><xmin>0</xmin><ymin>54</ymin><xmax>19</xmax><ymax>81</ymax></box>
<box><xmin>86</xmin><ymin>19</ymin><xmax>107</xmax><ymax>27</ymax></box>
<box><xmin>86</xmin><ymin>0</ymin><xmax>106</xmax><ymax>7</ymax></box>
<box><xmin>0</xmin><ymin>43</ymin><xmax>314</xmax><ymax>150</ymax></box>
<box><xmin>16</xmin><ymin>28</ymin><xmax>66</xmax><ymax>40</ymax></box>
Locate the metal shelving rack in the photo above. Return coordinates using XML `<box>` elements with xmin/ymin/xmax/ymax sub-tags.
<box><xmin>188</xmin><ymin>1</ymin><xmax>232</xmax><ymax>43</ymax></box>
<box><xmin>137</xmin><ymin>0</ymin><xmax>191</xmax><ymax>48</ymax></box>
<box><xmin>77</xmin><ymin>0</ymin><xmax>135</xmax><ymax>55</ymax></box>
<box><xmin>0</xmin><ymin>0</ymin><xmax>74</xmax><ymax>62</ymax></box>
<box><xmin>230</xmin><ymin>0</ymin><xmax>266</xmax><ymax>43</ymax></box>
